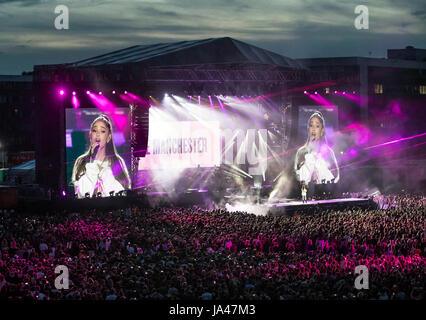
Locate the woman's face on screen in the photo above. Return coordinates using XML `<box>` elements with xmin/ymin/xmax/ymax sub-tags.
<box><xmin>309</xmin><ymin>116</ymin><xmax>324</xmax><ymax>142</ymax></box>
<box><xmin>90</xmin><ymin>120</ymin><xmax>111</xmax><ymax>149</ymax></box>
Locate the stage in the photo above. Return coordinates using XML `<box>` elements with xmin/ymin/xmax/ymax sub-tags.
<box><xmin>264</xmin><ymin>197</ymin><xmax>376</xmax><ymax>216</ymax></box>
<box><xmin>12</xmin><ymin>187</ymin><xmax>376</xmax><ymax>216</ymax></box>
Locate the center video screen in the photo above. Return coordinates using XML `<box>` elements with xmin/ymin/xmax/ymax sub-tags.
<box><xmin>66</xmin><ymin>108</ymin><xmax>131</xmax><ymax>198</ymax></box>
<box><xmin>136</xmin><ymin>94</ymin><xmax>288</xmax><ymax>194</ymax></box>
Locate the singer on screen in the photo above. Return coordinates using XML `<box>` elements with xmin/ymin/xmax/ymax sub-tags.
<box><xmin>294</xmin><ymin>111</ymin><xmax>339</xmax><ymax>184</ymax></box>
<box><xmin>72</xmin><ymin>114</ymin><xmax>131</xmax><ymax>198</ymax></box>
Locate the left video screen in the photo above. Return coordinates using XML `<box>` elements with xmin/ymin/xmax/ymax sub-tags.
<box><xmin>66</xmin><ymin>108</ymin><xmax>131</xmax><ymax>198</ymax></box>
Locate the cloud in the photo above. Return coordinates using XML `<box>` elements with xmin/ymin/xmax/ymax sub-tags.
<box><xmin>138</xmin><ymin>7</ymin><xmax>180</xmax><ymax>18</ymax></box>
<box><xmin>14</xmin><ymin>44</ymin><xmax>30</xmax><ymax>49</ymax></box>
<box><xmin>0</xmin><ymin>0</ymin><xmax>425</xmax><ymax>74</ymax></box>
<box><xmin>0</xmin><ymin>0</ymin><xmax>45</xmax><ymax>6</ymax></box>
<box><xmin>412</xmin><ymin>9</ymin><xmax>426</xmax><ymax>18</ymax></box>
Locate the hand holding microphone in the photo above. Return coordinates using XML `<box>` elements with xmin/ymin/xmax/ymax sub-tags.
<box><xmin>91</xmin><ymin>143</ymin><xmax>100</xmax><ymax>163</ymax></box>
<box><xmin>309</xmin><ymin>134</ymin><xmax>321</xmax><ymax>154</ymax></box>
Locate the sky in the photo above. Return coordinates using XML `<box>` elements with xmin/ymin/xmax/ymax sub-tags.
<box><xmin>0</xmin><ymin>0</ymin><xmax>425</xmax><ymax>74</ymax></box>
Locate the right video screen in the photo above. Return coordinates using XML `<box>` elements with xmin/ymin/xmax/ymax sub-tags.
<box><xmin>295</xmin><ymin>106</ymin><xmax>339</xmax><ymax>185</ymax></box>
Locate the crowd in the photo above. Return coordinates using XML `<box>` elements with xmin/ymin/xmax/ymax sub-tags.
<box><xmin>0</xmin><ymin>195</ymin><xmax>424</xmax><ymax>300</ymax></box>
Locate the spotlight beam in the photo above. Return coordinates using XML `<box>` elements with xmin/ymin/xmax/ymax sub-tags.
<box><xmin>364</xmin><ymin>132</ymin><xmax>426</xmax><ymax>150</ymax></box>
<box><xmin>333</xmin><ymin>140</ymin><xmax>426</xmax><ymax>173</ymax></box>
<box><xmin>228</xmin><ymin>164</ymin><xmax>253</xmax><ymax>178</ymax></box>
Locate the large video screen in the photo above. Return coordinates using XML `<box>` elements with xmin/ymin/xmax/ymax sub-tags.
<box><xmin>294</xmin><ymin>106</ymin><xmax>340</xmax><ymax>185</ymax></box>
<box><xmin>66</xmin><ymin>108</ymin><xmax>131</xmax><ymax>198</ymax></box>
<box><xmin>137</xmin><ymin>94</ymin><xmax>289</xmax><ymax>193</ymax></box>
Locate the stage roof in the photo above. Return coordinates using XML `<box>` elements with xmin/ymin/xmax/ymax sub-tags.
<box><xmin>69</xmin><ymin>37</ymin><xmax>304</xmax><ymax>70</ymax></box>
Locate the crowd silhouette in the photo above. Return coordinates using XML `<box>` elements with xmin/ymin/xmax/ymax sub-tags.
<box><xmin>0</xmin><ymin>194</ymin><xmax>424</xmax><ymax>300</ymax></box>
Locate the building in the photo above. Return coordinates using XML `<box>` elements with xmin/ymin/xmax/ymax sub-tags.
<box><xmin>387</xmin><ymin>46</ymin><xmax>426</xmax><ymax>62</ymax></box>
<box><xmin>0</xmin><ymin>74</ymin><xmax>35</xmax><ymax>171</ymax></box>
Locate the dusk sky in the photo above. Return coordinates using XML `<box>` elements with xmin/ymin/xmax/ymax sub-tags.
<box><xmin>1</xmin><ymin>0</ymin><xmax>425</xmax><ymax>74</ymax></box>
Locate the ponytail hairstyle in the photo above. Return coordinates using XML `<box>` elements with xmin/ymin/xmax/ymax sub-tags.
<box><xmin>72</xmin><ymin>114</ymin><xmax>131</xmax><ymax>189</ymax></box>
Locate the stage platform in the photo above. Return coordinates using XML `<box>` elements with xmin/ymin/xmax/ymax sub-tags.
<box><xmin>265</xmin><ymin>197</ymin><xmax>376</xmax><ymax>216</ymax></box>
<box><xmin>12</xmin><ymin>191</ymin><xmax>376</xmax><ymax>217</ymax></box>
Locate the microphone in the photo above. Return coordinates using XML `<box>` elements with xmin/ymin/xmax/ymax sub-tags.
<box><xmin>91</xmin><ymin>145</ymin><xmax>99</xmax><ymax>163</ymax></box>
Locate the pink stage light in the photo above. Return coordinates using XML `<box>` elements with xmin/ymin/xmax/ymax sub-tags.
<box><xmin>304</xmin><ymin>91</ymin><xmax>308</xmax><ymax>94</ymax></box>
<box><xmin>72</xmin><ymin>91</ymin><xmax>76</xmax><ymax>96</ymax></box>
<box><xmin>112</xmin><ymin>90</ymin><xmax>116</xmax><ymax>94</ymax></box>
<box><xmin>126</xmin><ymin>92</ymin><xmax>149</xmax><ymax>105</ymax></box>
<box><xmin>59</xmin><ymin>89</ymin><xmax>65</xmax><ymax>96</ymax></box>
<box><xmin>336</xmin><ymin>140</ymin><xmax>426</xmax><ymax>172</ymax></box>
<box><xmin>342</xmin><ymin>123</ymin><xmax>371</xmax><ymax>145</ymax></box>
<box><xmin>390</xmin><ymin>101</ymin><xmax>403</xmax><ymax>116</ymax></box>
<box><xmin>86</xmin><ymin>90</ymin><xmax>90</xmax><ymax>94</ymax></box>
<box><xmin>307</xmin><ymin>92</ymin><xmax>335</xmax><ymax>110</ymax></box>
<box><xmin>72</xmin><ymin>95</ymin><xmax>80</xmax><ymax>109</ymax></box>
<box><xmin>88</xmin><ymin>93</ymin><xmax>128</xmax><ymax>132</ymax></box>
<box><xmin>364</xmin><ymin>132</ymin><xmax>426</xmax><ymax>150</ymax></box>
<box><xmin>119</xmin><ymin>94</ymin><xmax>134</xmax><ymax>104</ymax></box>
<box><xmin>335</xmin><ymin>91</ymin><xmax>362</xmax><ymax>104</ymax></box>
<box><xmin>99</xmin><ymin>91</ymin><xmax>102</xmax><ymax>95</ymax></box>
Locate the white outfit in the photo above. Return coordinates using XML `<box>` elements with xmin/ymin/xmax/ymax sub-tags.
<box><xmin>295</xmin><ymin>144</ymin><xmax>339</xmax><ymax>184</ymax></box>
<box><xmin>73</xmin><ymin>159</ymin><xmax>124</xmax><ymax>199</ymax></box>
<box><xmin>301</xmin><ymin>189</ymin><xmax>307</xmax><ymax>202</ymax></box>
<box><xmin>297</xmin><ymin>152</ymin><xmax>334</xmax><ymax>184</ymax></box>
